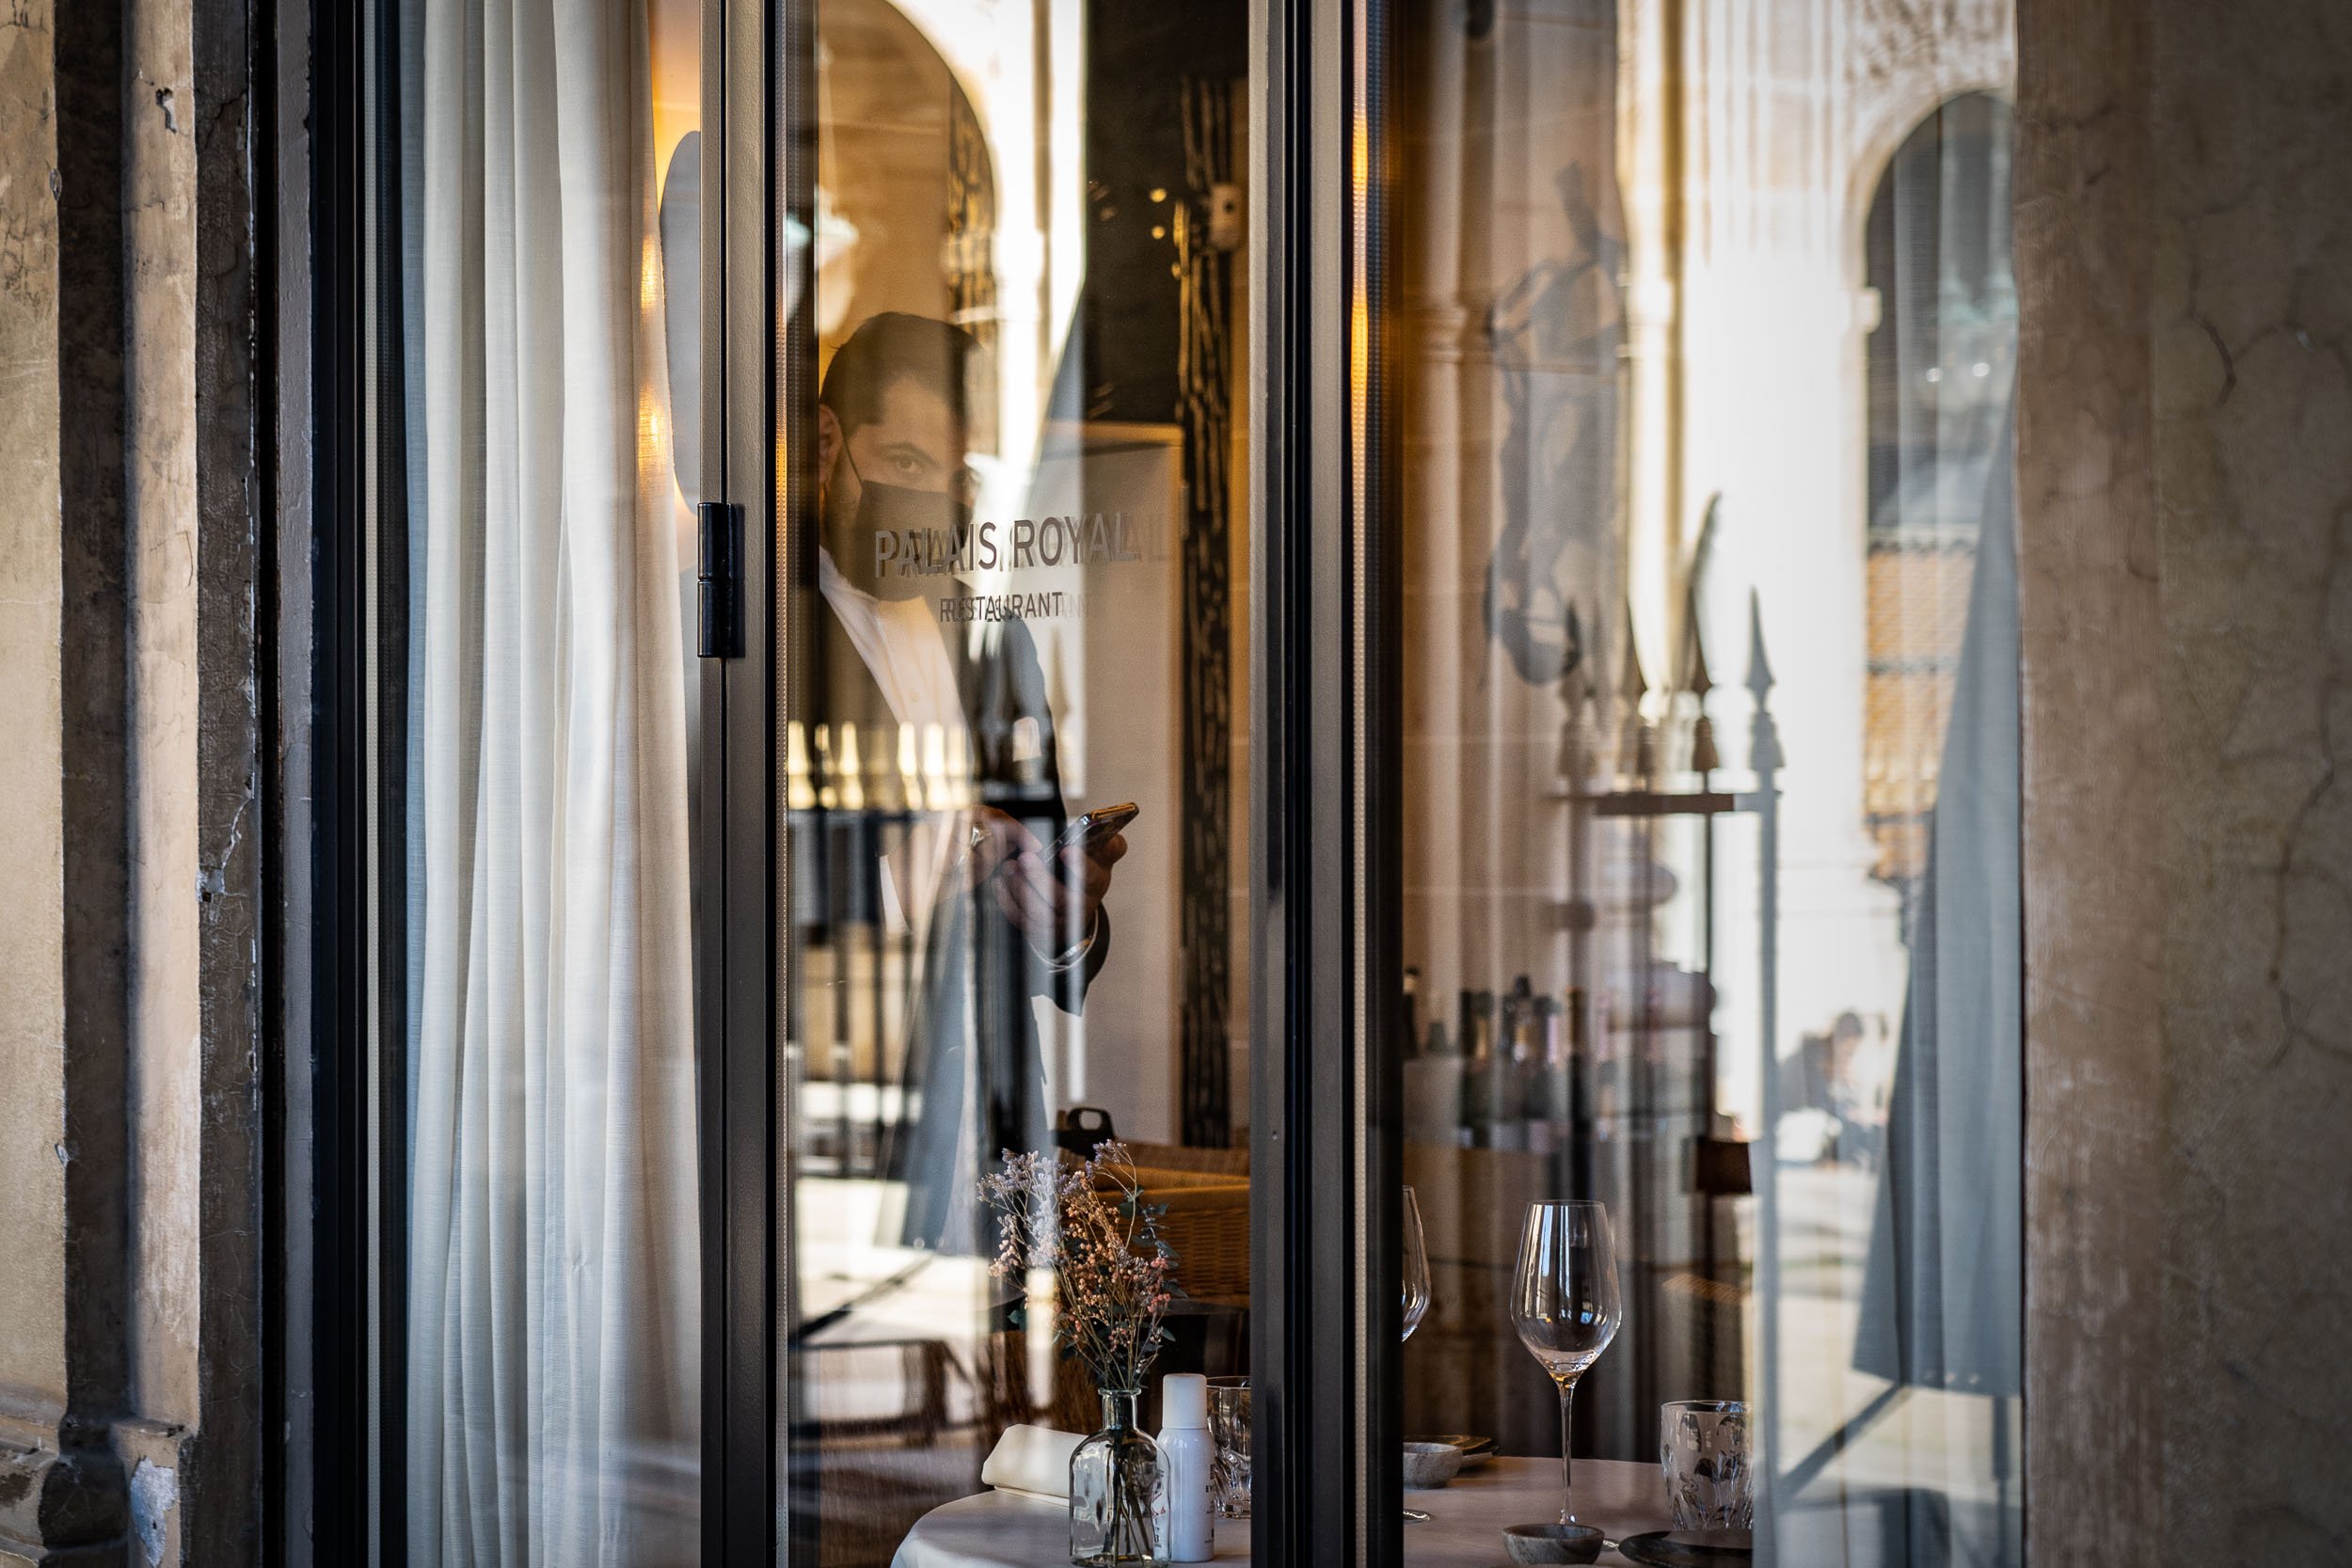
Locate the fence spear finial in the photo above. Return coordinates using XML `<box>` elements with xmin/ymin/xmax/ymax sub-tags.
<box><xmin>1746</xmin><ymin>591</ymin><xmax>1783</xmax><ymax>773</ymax></box>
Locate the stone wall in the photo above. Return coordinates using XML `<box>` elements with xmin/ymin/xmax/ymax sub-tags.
<box><xmin>2014</xmin><ymin>0</ymin><xmax>2164</xmax><ymax>1560</ymax></box>
<box><xmin>2150</xmin><ymin>0</ymin><xmax>2352</xmax><ymax>1558</ymax></box>
<box><xmin>0</xmin><ymin>6</ymin><xmax>92</xmax><ymax>1552</ymax></box>
<box><xmin>2019</xmin><ymin>0</ymin><xmax>2352</xmax><ymax>1561</ymax></box>
<box><xmin>0</xmin><ymin>1</ymin><xmax>265</xmax><ymax>1562</ymax></box>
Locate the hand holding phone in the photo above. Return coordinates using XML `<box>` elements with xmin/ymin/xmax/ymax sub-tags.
<box><xmin>958</xmin><ymin>803</ymin><xmax>1132</xmax><ymax>958</ymax></box>
<box><xmin>1055</xmin><ymin>801</ymin><xmax>1138</xmax><ymax>857</ymax></box>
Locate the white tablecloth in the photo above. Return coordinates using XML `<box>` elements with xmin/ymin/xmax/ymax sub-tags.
<box><xmin>892</xmin><ymin>1456</ymin><xmax>1671</xmax><ymax>1567</ymax></box>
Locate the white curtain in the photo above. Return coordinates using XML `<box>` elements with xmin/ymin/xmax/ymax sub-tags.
<box><xmin>407</xmin><ymin>0</ymin><xmax>700</xmax><ymax>1562</ymax></box>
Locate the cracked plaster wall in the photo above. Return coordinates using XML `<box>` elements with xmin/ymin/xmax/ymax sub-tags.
<box><xmin>2151</xmin><ymin>0</ymin><xmax>2352</xmax><ymax>1560</ymax></box>
<box><xmin>2015</xmin><ymin>0</ymin><xmax>2165</xmax><ymax>1561</ymax></box>
<box><xmin>2021</xmin><ymin>0</ymin><xmax>2352</xmax><ymax>1561</ymax></box>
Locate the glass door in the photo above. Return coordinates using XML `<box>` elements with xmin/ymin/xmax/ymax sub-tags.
<box><xmin>762</xmin><ymin>2</ymin><xmax>1264</xmax><ymax>1562</ymax></box>
<box><xmin>365</xmin><ymin>3</ymin><xmax>1370</xmax><ymax>1562</ymax></box>
<box><xmin>1375</xmin><ymin>1</ymin><xmax>2025</xmax><ymax>1564</ymax></box>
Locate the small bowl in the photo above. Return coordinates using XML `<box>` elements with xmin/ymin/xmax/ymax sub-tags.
<box><xmin>1400</xmin><ymin>1441</ymin><xmax>1465</xmax><ymax>1489</ymax></box>
<box><xmin>1502</xmin><ymin>1522</ymin><xmax>1606</xmax><ymax>1564</ymax></box>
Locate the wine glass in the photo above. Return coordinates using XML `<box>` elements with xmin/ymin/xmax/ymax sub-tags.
<box><xmin>1400</xmin><ymin>1187</ymin><xmax>1434</xmax><ymax>1522</ymax></box>
<box><xmin>1511</xmin><ymin>1200</ymin><xmax>1621</xmax><ymax>1525</ymax></box>
<box><xmin>1402</xmin><ymin>1186</ymin><xmax>1431</xmax><ymax>1341</ymax></box>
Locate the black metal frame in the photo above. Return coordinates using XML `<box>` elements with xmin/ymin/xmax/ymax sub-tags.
<box><xmin>311</xmin><ymin>0</ymin><xmax>374</xmax><ymax>1557</ymax></box>
<box><xmin>708</xmin><ymin>0</ymin><xmax>783</xmax><ymax>1557</ymax></box>
<box><xmin>1249</xmin><ymin>0</ymin><xmax>1402</xmax><ymax>1560</ymax></box>
<box><xmin>318</xmin><ymin>0</ymin><xmax>1400</xmax><ymax>1558</ymax></box>
<box><xmin>372</xmin><ymin>0</ymin><xmax>420</xmax><ymax>1556</ymax></box>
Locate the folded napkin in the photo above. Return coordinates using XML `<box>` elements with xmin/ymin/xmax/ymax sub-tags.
<box><xmin>980</xmin><ymin>1424</ymin><xmax>1083</xmax><ymax>1502</ymax></box>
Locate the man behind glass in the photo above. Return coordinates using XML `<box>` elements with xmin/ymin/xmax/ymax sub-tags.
<box><xmin>807</xmin><ymin>311</ymin><xmax>1125</xmax><ymax>1252</ymax></box>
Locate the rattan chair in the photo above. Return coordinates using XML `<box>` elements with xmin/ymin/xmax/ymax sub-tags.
<box><xmin>1135</xmin><ymin>1177</ymin><xmax>1250</xmax><ymax>1307</ymax></box>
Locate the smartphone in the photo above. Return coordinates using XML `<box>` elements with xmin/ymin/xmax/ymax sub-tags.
<box><xmin>1054</xmin><ymin>801</ymin><xmax>1138</xmax><ymax>856</ymax></box>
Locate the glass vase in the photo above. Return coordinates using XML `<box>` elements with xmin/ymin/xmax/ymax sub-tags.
<box><xmin>1069</xmin><ymin>1388</ymin><xmax>1167</xmax><ymax>1566</ymax></box>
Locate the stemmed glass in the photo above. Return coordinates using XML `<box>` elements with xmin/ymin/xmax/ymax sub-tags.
<box><xmin>1510</xmin><ymin>1200</ymin><xmax>1622</xmax><ymax>1525</ymax></box>
<box><xmin>1402</xmin><ymin>1186</ymin><xmax>1431</xmax><ymax>1341</ymax></box>
<box><xmin>1400</xmin><ymin>1187</ymin><xmax>1433</xmax><ymax>1522</ymax></box>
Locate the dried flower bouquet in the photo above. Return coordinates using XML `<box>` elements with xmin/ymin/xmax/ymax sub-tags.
<box><xmin>980</xmin><ymin>1142</ymin><xmax>1181</xmax><ymax>1395</ymax></box>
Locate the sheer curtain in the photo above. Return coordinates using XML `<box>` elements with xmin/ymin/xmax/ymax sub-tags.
<box><xmin>405</xmin><ymin>0</ymin><xmax>699</xmax><ymax>1562</ymax></box>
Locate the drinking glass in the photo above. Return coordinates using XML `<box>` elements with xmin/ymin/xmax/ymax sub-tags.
<box><xmin>1661</xmin><ymin>1400</ymin><xmax>1753</xmax><ymax>1530</ymax></box>
<box><xmin>1510</xmin><ymin>1200</ymin><xmax>1622</xmax><ymax>1525</ymax></box>
<box><xmin>1400</xmin><ymin>1187</ymin><xmax>1435</xmax><ymax>1522</ymax></box>
<box><xmin>1207</xmin><ymin>1376</ymin><xmax>1250</xmax><ymax>1519</ymax></box>
<box><xmin>1402</xmin><ymin>1186</ymin><xmax>1431</xmax><ymax>1341</ymax></box>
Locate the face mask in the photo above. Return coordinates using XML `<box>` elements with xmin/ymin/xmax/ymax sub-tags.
<box><xmin>828</xmin><ymin>444</ymin><xmax>973</xmax><ymax>600</ymax></box>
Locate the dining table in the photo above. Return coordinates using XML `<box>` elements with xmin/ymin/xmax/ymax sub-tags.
<box><xmin>891</xmin><ymin>1455</ymin><xmax>1676</xmax><ymax>1568</ymax></box>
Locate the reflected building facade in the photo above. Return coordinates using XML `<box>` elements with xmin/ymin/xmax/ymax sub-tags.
<box><xmin>1392</xmin><ymin>1</ymin><xmax>2021</xmax><ymax>1564</ymax></box>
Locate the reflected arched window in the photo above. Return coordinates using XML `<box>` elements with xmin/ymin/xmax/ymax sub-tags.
<box><xmin>814</xmin><ymin>0</ymin><xmax>998</xmax><ymax>445</ymax></box>
<box><xmin>1862</xmin><ymin>93</ymin><xmax>2016</xmax><ymax>900</ymax></box>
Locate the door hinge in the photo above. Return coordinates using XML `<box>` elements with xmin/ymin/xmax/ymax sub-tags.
<box><xmin>696</xmin><ymin>500</ymin><xmax>740</xmax><ymax>658</ymax></box>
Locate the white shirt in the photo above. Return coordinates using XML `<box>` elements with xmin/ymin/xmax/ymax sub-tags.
<box><xmin>818</xmin><ymin>548</ymin><xmax>968</xmax><ymax>940</ymax></box>
<box><xmin>816</xmin><ymin>546</ymin><xmax>967</xmax><ymax>739</ymax></box>
<box><xmin>816</xmin><ymin>548</ymin><xmax>1095</xmax><ymax>973</ymax></box>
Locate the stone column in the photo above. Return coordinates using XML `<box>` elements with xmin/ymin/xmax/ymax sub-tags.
<box><xmin>2015</xmin><ymin>0</ymin><xmax>2165</xmax><ymax>1561</ymax></box>
<box><xmin>0</xmin><ymin>6</ymin><xmax>135</xmax><ymax>1560</ymax></box>
<box><xmin>0</xmin><ymin>1</ymin><xmax>263</xmax><ymax>1561</ymax></box>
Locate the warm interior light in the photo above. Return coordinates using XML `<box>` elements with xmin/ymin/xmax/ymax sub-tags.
<box><xmin>649</xmin><ymin>0</ymin><xmax>700</xmax><ymax>197</ymax></box>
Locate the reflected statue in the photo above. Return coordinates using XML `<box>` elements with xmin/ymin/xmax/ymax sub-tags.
<box><xmin>1484</xmin><ymin>164</ymin><xmax>1625</xmax><ymax>689</ymax></box>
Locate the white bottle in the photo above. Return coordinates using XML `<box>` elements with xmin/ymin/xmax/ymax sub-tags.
<box><xmin>1155</xmin><ymin>1372</ymin><xmax>1215</xmax><ymax>1562</ymax></box>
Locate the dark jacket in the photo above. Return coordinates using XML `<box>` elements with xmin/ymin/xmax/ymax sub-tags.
<box><xmin>802</xmin><ymin>594</ymin><xmax>1106</xmax><ymax>1254</ymax></box>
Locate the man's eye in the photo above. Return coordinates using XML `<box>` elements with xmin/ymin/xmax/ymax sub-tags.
<box><xmin>893</xmin><ymin>456</ymin><xmax>924</xmax><ymax>479</ymax></box>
